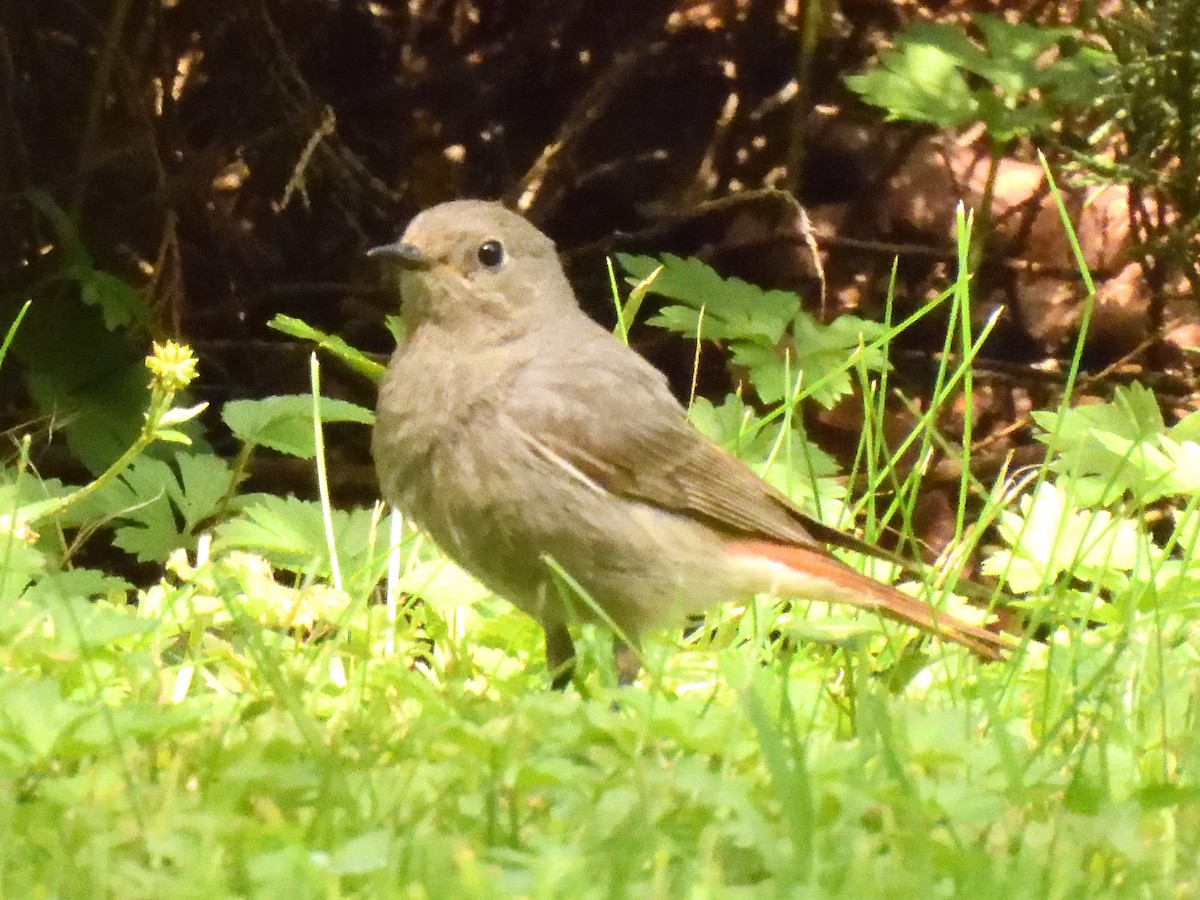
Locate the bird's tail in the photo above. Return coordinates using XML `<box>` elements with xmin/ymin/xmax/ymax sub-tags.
<box><xmin>726</xmin><ymin>540</ymin><xmax>1012</xmax><ymax>661</ymax></box>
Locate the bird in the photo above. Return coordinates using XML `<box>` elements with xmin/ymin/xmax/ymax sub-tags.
<box><xmin>370</xmin><ymin>200</ymin><xmax>1009</xmax><ymax>685</ymax></box>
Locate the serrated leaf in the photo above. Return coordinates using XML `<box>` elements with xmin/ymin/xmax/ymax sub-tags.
<box><xmin>688</xmin><ymin>395</ymin><xmax>778</xmax><ymax>460</ymax></box>
<box><xmin>80</xmin><ymin>269</ymin><xmax>149</xmax><ymax>330</ymax></box>
<box><xmin>967</xmin><ymin>17</ymin><xmax>1074</xmax><ymax>94</ymax></box>
<box><xmin>105</xmin><ymin>459</ymin><xmax>176</xmax><ymax>560</ymax></box>
<box><xmin>847</xmin><ymin>41</ymin><xmax>978</xmax><ymax>129</ymax></box>
<box><xmin>91</xmin><ymin>452</ymin><xmax>234</xmax><ymax>563</ymax></box>
<box><xmin>1031</xmin><ymin>384</ymin><xmax>1177</xmax><ymax>505</ymax></box>
<box><xmin>23</xmin><ymin>567</ymin><xmax>132</xmax><ymax>601</ymax></box>
<box><xmin>213</xmin><ymin>495</ymin><xmax>388</xmax><ymax>594</ymax></box>
<box><xmin>20</xmin><ymin>570</ymin><xmax>148</xmax><ymax>652</ymax></box>
<box><xmin>984</xmin><ymin>482</ymin><xmax>1141</xmax><ymax>593</ymax></box>
<box><xmin>63</xmin><ymin>596</ymin><xmax>155</xmax><ymax>648</ymax></box>
<box><xmin>621</xmin><ymin>253</ymin><xmax>799</xmax><ymax>343</ymax></box>
<box><xmin>736</xmin><ymin>314</ymin><xmax>886</xmax><ymax>407</ymax></box>
<box><xmin>213</xmin><ymin>495</ymin><xmax>329</xmax><ymax>560</ymax></box>
<box><xmin>1159</xmin><ymin>439</ymin><xmax>1200</xmax><ymax>494</ymax></box>
<box><xmin>173</xmin><ymin>452</ymin><xmax>237</xmax><ymax>529</ymax></box>
<box><xmin>687</xmin><ymin>395</ymin><xmax>842</xmax><ymax>510</ymax></box>
<box><xmin>223</xmin><ymin>395</ymin><xmax>374</xmax><ymax>459</ymax></box>
<box><xmin>646</xmin><ymin>305</ymin><xmax>709</xmax><ymax>340</ymax></box>
<box><xmin>622</xmin><ymin>253</ymin><xmax>888</xmax><ymax>409</ymax></box>
<box><xmin>847</xmin><ymin>15</ymin><xmax>1110</xmax><ymax>142</ymax></box>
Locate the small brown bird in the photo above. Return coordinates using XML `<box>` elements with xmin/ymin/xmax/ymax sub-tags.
<box><xmin>371</xmin><ymin>200</ymin><xmax>1008</xmax><ymax>684</ymax></box>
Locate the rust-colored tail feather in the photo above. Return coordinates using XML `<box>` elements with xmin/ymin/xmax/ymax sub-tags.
<box><xmin>727</xmin><ymin>540</ymin><xmax>1010</xmax><ymax>661</ymax></box>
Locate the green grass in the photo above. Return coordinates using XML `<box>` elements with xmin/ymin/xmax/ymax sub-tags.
<box><xmin>1</xmin><ymin>572</ymin><xmax>1196</xmax><ymax>898</ymax></box>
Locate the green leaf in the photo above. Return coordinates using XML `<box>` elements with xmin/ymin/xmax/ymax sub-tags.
<box><xmin>79</xmin><ymin>269</ymin><xmax>150</xmax><ymax>330</ymax></box>
<box><xmin>620</xmin><ymin>253</ymin><xmax>799</xmax><ymax>344</ymax></box>
<box><xmin>22</xmin><ymin>333</ymin><xmax>149</xmax><ymax>473</ymax></box>
<box><xmin>621</xmin><ymin>254</ymin><xmax>888</xmax><ymax>410</ymax></box>
<box><xmin>213</xmin><ymin>495</ymin><xmax>389</xmax><ymax>593</ymax></box>
<box><xmin>22</xmin><ymin>567</ymin><xmax>132</xmax><ymax>603</ymax></box>
<box><xmin>0</xmin><ymin>675</ymin><xmax>86</xmax><ymax>761</ymax></box>
<box><xmin>153</xmin><ymin>429</ymin><xmax>195</xmax><ymax>445</ymax></box>
<box><xmin>846</xmin><ymin>15</ymin><xmax>1111</xmax><ymax>143</ymax></box>
<box><xmin>0</xmin><ymin>471</ymin><xmax>69</xmax><ymax>594</ymax></box>
<box><xmin>984</xmin><ymin>482</ymin><xmax>1142</xmax><ymax>593</ymax></box>
<box><xmin>384</xmin><ymin>314</ymin><xmax>404</xmax><ymax>344</ymax></box>
<box><xmin>1033</xmin><ymin>383</ymin><xmax>1169</xmax><ymax>505</ymax></box>
<box><xmin>268</xmin><ymin>314</ymin><xmax>387</xmax><ymax>382</ymax></box>
<box><xmin>84</xmin><ymin>452</ymin><xmax>235</xmax><ymax>562</ymax></box>
<box><xmin>29</xmin><ymin>192</ymin><xmax>151</xmax><ymax>331</ymax></box>
<box><xmin>173</xmin><ymin>451</ymin><xmax>238</xmax><ymax>529</ymax></box>
<box><xmin>968</xmin><ymin>17</ymin><xmax>1075</xmax><ymax>95</ymax></box>
<box><xmin>213</xmin><ymin>495</ymin><xmax>329</xmax><ymax>561</ymax></box>
<box><xmin>14</xmin><ymin>192</ymin><xmax>153</xmax><ymax>472</ymax></box>
<box><xmin>0</xmin><ymin>542</ymin><xmax>47</xmax><ymax>600</ymax></box>
<box><xmin>687</xmin><ymin>395</ymin><xmax>842</xmax><ymax>509</ymax></box>
<box><xmin>1168</xmin><ymin>408</ymin><xmax>1200</xmax><ymax>443</ymax></box>
<box><xmin>25</xmin><ymin>190</ymin><xmax>89</xmax><ymax>267</ymax></box>
<box><xmin>223</xmin><ymin>395</ymin><xmax>374</xmax><ymax>459</ymax></box>
<box><xmin>17</xmin><ymin>571</ymin><xmax>149</xmax><ymax>655</ymax></box>
<box><xmin>847</xmin><ymin>40</ymin><xmax>979</xmax><ymax>129</ymax></box>
<box><xmin>722</xmin><ymin>315</ymin><xmax>885</xmax><ymax>407</ymax></box>
<box><xmin>688</xmin><ymin>395</ymin><xmax>780</xmax><ymax>460</ymax></box>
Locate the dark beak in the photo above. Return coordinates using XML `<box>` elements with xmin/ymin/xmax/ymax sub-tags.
<box><xmin>367</xmin><ymin>241</ymin><xmax>431</xmax><ymax>270</ymax></box>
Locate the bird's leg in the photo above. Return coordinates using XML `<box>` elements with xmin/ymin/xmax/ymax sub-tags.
<box><xmin>544</xmin><ymin>622</ymin><xmax>576</xmax><ymax>691</ymax></box>
<box><xmin>614</xmin><ymin>641</ymin><xmax>642</xmax><ymax>686</ymax></box>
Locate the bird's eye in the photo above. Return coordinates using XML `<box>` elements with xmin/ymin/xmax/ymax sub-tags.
<box><xmin>477</xmin><ymin>239</ymin><xmax>505</xmax><ymax>270</ymax></box>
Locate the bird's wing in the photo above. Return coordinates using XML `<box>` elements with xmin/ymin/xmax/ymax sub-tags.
<box><xmin>536</xmin><ymin>408</ymin><xmax>919</xmax><ymax>568</ymax></box>
<box><xmin>508</xmin><ymin>326</ymin><xmax>875</xmax><ymax>555</ymax></box>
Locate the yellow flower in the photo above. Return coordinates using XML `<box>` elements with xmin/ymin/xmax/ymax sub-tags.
<box><xmin>145</xmin><ymin>341</ymin><xmax>199</xmax><ymax>391</ymax></box>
